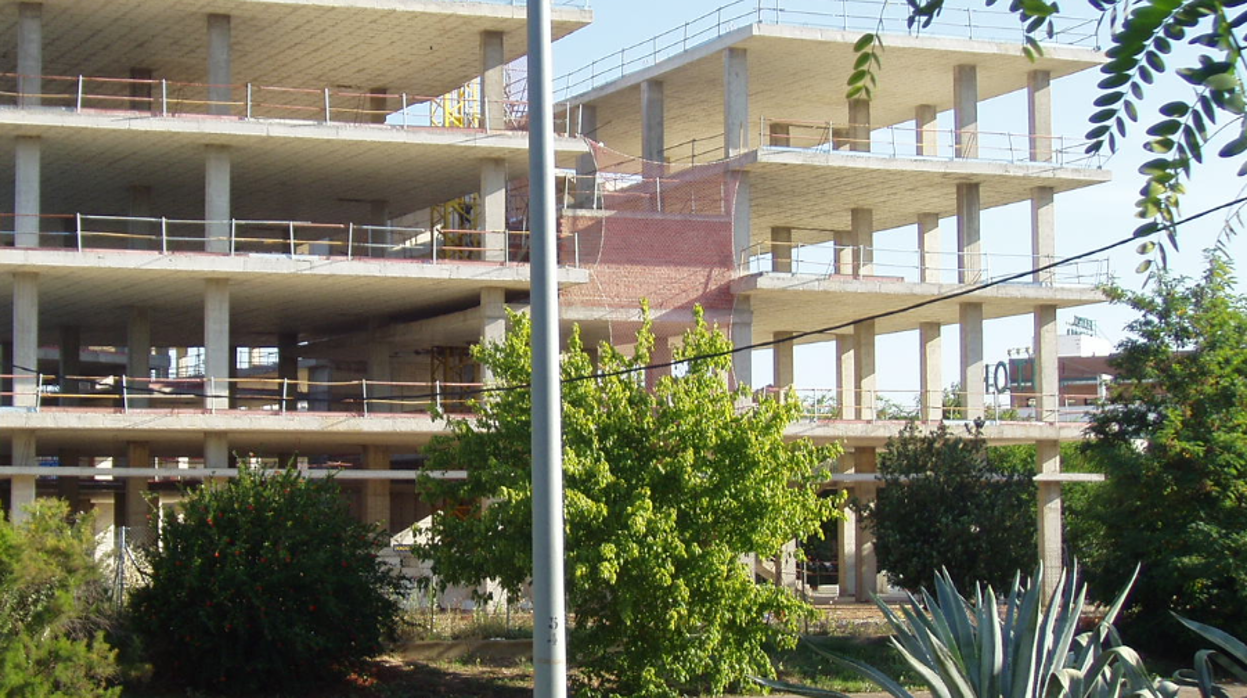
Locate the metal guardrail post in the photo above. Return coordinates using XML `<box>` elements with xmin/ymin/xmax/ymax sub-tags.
<box><xmin>288</xmin><ymin>221</ymin><xmax>296</xmax><ymax>256</ymax></box>
<box><xmin>76</xmin><ymin>75</ymin><xmax>83</xmax><ymax>111</ymax></box>
<box><xmin>401</xmin><ymin>93</ymin><xmax>409</xmax><ymax>128</ymax></box>
<box><xmin>160</xmin><ymin>217</ymin><xmax>168</xmax><ymax>254</ymax></box>
<box><xmin>75</xmin><ymin>213</ymin><xmax>82</xmax><ymax>252</ymax></box>
<box><xmin>432</xmin><ymin>231</ymin><xmax>438</xmax><ymax>263</ymax></box>
<box><xmin>347</xmin><ymin>222</ymin><xmax>354</xmax><ymax>260</ymax></box>
<box><xmin>281</xmin><ymin>378</ymin><xmax>288</xmax><ymax>414</ymax></box>
<box><xmin>229</xmin><ymin>219</ymin><xmax>236</xmax><ymax>255</ymax></box>
<box><xmin>122</xmin><ymin>376</ymin><xmax>129</xmax><ymax>412</ymax></box>
<box><xmin>324</xmin><ymin>88</ymin><xmax>332</xmax><ymax>123</ymax></box>
<box><xmin>361</xmin><ymin>379</ymin><xmax>369</xmax><ymax>416</ymax></box>
<box><xmin>246</xmin><ymin>83</ymin><xmax>252</xmax><ymax>119</ymax></box>
<box><xmin>161</xmin><ymin>79</ymin><xmax>168</xmax><ymax>116</ymax></box>
<box><xmin>434</xmin><ymin>380</ymin><xmax>442</xmax><ymax>413</ymax></box>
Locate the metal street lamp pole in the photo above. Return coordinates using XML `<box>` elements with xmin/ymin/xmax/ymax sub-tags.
<box><xmin>528</xmin><ymin>1</ymin><xmax>567</xmax><ymax>696</ymax></box>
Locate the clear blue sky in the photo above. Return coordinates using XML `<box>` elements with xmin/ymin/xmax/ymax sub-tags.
<box><xmin>550</xmin><ymin>1</ymin><xmax>1247</xmax><ymax>394</ymax></box>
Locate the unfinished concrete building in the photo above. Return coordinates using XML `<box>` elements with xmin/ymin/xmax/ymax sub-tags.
<box><xmin>0</xmin><ymin>0</ymin><xmax>1110</xmax><ymax>601</ymax></box>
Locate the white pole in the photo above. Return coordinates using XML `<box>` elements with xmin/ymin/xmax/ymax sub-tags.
<box><xmin>528</xmin><ymin>1</ymin><xmax>567</xmax><ymax>695</ymax></box>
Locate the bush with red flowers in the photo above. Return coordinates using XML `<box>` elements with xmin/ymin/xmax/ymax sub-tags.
<box><xmin>130</xmin><ymin>467</ymin><xmax>407</xmax><ymax>694</ymax></box>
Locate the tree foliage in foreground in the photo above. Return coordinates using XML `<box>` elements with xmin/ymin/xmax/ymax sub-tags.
<box><xmin>1068</xmin><ymin>254</ymin><xmax>1247</xmax><ymax>652</ymax></box>
<box><xmin>851</xmin><ymin>0</ymin><xmax>1247</xmax><ymax>259</ymax></box>
<box><xmin>859</xmin><ymin>422</ymin><xmax>1037</xmax><ymax>594</ymax></box>
<box><xmin>0</xmin><ymin>500</ymin><xmax>119</xmax><ymax>698</ymax></box>
<box><xmin>416</xmin><ymin>307</ymin><xmax>840</xmax><ymax>698</ymax></box>
<box><xmin>131</xmin><ymin>468</ymin><xmax>407</xmax><ymax>694</ymax></box>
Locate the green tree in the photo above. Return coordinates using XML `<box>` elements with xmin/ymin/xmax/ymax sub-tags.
<box><xmin>416</xmin><ymin>307</ymin><xmax>840</xmax><ymax>698</ymax></box>
<box><xmin>1067</xmin><ymin>253</ymin><xmax>1247</xmax><ymax>651</ymax></box>
<box><xmin>858</xmin><ymin>422</ymin><xmax>1037</xmax><ymax>593</ymax></box>
<box><xmin>131</xmin><ymin>468</ymin><xmax>407</xmax><ymax>694</ymax></box>
<box><xmin>0</xmin><ymin>499</ymin><xmax>119</xmax><ymax>698</ymax></box>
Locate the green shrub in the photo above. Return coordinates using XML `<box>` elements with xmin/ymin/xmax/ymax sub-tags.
<box><xmin>130</xmin><ymin>467</ymin><xmax>408</xmax><ymax>694</ymax></box>
<box><xmin>0</xmin><ymin>499</ymin><xmax>119</xmax><ymax>698</ymax></box>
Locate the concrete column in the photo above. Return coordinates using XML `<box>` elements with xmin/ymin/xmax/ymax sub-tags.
<box><xmin>480</xmin><ymin>287</ymin><xmax>507</xmax><ymax>383</ymax></box>
<box><xmin>731</xmin><ymin>298</ymin><xmax>753</xmax><ymax>391</ymax></box>
<box><xmin>368</xmin><ymin>87</ymin><xmax>389</xmax><ymax>125</ymax></box>
<box><xmin>205</xmin><ymin>145</ymin><xmax>231</xmax><ymax>254</ymax></box>
<box><xmin>203</xmin><ymin>279</ymin><xmax>230</xmax><ymax>411</ymax></box>
<box><xmin>128</xmin><ymin>308</ymin><xmax>151</xmax><ymax>409</ymax></box>
<box><xmin>15</xmin><ymin>135</ymin><xmax>41</xmax><ymax>248</ymax></box>
<box><xmin>645</xmin><ymin>337</ymin><xmax>672</xmax><ymax>391</ymax></box>
<box><xmin>278</xmin><ymin>331</ymin><xmax>298</xmax><ymax>412</ymax></box>
<box><xmin>954</xmin><ymin>64</ymin><xmax>978</xmax><ymax>158</ymax></box>
<box><xmin>641</xmin><ymin>80</ymin><xmax>665</xmax><ymax>166</ymax></box>
<box><xmin>836</xmin><ymin>455</ymin><xmax>856</xmax><ymax>597</ymax></box>
<box><xmin>363</xmin><ymin>445</ymin><xmax>391</xmax><ymax>532</ymax></box>
<box><xmin>770</xmin><ymin>226</ymin><xmax>792</xmax><ymax>273</ymax></box>
<box><xmin>1036</xmin><ymin>440</ymin><xmax>1063</xmax><ymax>599</ymax></box>
<box><xmin>129</xmin><ymin>67</ymin><xmax>153</xmax><ymax>112</ymax></box>
<box><xmin>118</xmin><ymin>442</ymin><xmax>151</xmax><ymax>540</ymax></box>
<box><xmin>915</xmin><ymin>104</ymin><xmax>937</xmax><ymax>156</ymax></box>
<box><xmin>920</xmin><ymin>322</ymin><xmax>942</xmax><ymax>421</ymax></box>
<box><xmin>207</xmin><ymin>14</ymin><xmax>232</xmax><ymax>116</ymax></box>
<box><xmin>128</xmin><ymin>185</ymin><xmax>155</xmax><ymax>251</ymax></box>
<box><xmin>58</xmin><ymin>325</ymin><xmax>80</xmax><ymax>407</ymax></box>
<box><xmin>854</xmin><ymin>320</ymin><xmax>876</xmax><ymax>421</ymax></box>
<box><xmin>9</xmin><ymin>431</ymin><xmax>36</xmax><ymax>523</ymax></box>
<box><xmin>772</xmin><ymin>331</ymin><xmax>794</xmax><ymax>391</ymax></box>
<box><xmin>574</xmin><ymin>105</ymin><xmax>599</xmax><ymax>208</ymax></box>
<box><xmin>1</xmin><ymin>342</ymin><xmax>10</xmax><ymax>407</ymax></box>
<box><xmin>854</xmin><ymin>447</ymin><xmax>878</xmax><ymax>602</ymax></box>
<box><xmin>1028</xmin><ymin>70</ymin><xmax>1053</xmax><ymax>162</ymax></box>
<box><xmin>956</xmin><ymin>183</ymin><xmax>981</xmax><ymax>283</ymax></box>
<box><xmin>834</xmin><ymin>230</ymin><xmax>853</xmax><ymax>276</ymax></box>
<box><xmin>204</xmin><ymin>433</ymin><xmax>228</xmax><ymax>470</ymax></box>
<box><xmin>918</xmin><ymin>212</ymin><xmax>941</xmax><ymax>283</ymax></box>
<box><xmin>1032</xmin><ymin>187</ymin><xmax>1056</xmax><ymax>285</ymax></box>
<box><xmin>12</xmin><ymin>272</ymin><xmax>38</xmax><ymax>408</ymax></box>
<box><xmin>732</xmin><ymin>173</ymin><xmax>752</xmax><ymax>268</ymax></box>
<box><xmin>367</xmin><ymin>336</ymin><xmax>392</xmax><ymax>414</ymax></box>
<box><xmin>836</xmin><ymin>335</ymin><xmax>855</xmax><ymax>419</ymax></box>
<box><xmin>1034</xmin><ymin>304</ymin><xmax>1058</xmax><ymax>422</ymax></box>
<box><xmin>479</xmin><ymin>159</ymin><xmax>507</xmax><ymax>262</ymax></box>
<box><xmin>723</xmin><ymin>48</ymin><xmax>749</xmax><ymax>157</ymax></box>
<box><xmin>959</xmin><ymin>302</ymin><xmax>985</xmax><ymax>420</ymax></box>
<box><xmin>851</xmin><ymin>208</ymin><xmax>873</xmax><ymax>277</ymax></box>
<box><xmin>848</xmin><ymin>98</ymin><xmax>871</xmax><ymax>153</ymax></box>
<box><xmin>480</xmin><ymin>31</ymin><xmax>506</xmax><ymax>131</ymax></box>
<box><xmin>17</xmin><ymin>3</ymin><xmax>41</xmax><ymax>109</ymax></box>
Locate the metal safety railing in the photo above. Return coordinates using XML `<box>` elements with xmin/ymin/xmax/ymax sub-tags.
<box><xmin>556</xmin><ymin>0</ymin><xmax>1099</xmax><ymax>98</ymax></box>
<box><xmin>0</xmin><ymin>213</ymin><xmax>560</xmax><ymax>266</ymax></box>
<box><xmin>560</xmin><ymin>173</ymin><xmax>734</xmax><ymax>216</ymax></box>
<box><xmin>739</xmin><ymin>239</ymin><xmax>1111</xmax><ymax>287</ymax></box>
<box><xmin>757</xmin><ymin>117</ymin><xmax>1105</xmax><ymax>169</ymax></box>
<box><xmin>773</xmin><ymin>386</ymin><xmax>1091</xmax><ymax>423</ymax></box>
<box><xmin>0</xmin><ymin>72</ymin><xmax>584</xmax><ymax>137</ymax></box>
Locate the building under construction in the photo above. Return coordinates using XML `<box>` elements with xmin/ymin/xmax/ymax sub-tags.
<box><xmin>0</xmin><ymin>0</ymin><xmax>1109</xmax><ymax>601</ymax></box>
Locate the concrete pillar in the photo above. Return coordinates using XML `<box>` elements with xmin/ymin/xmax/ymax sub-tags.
<box><xmin>848</xmin><ymin>98</ymin><xmax>871</xmax><ymax>152</ymax></box>
<box><xmin>915</xmin><ymin>104</ymin><xmax>937</xmax><ymax>156</ymax></box>
<box><xmin>367</xmin><ymin>336</ymin><xmax>392</xmax><ymax>414</ymax></box>
<box><xmin>772</xmin><ymin>331</ymin><xmax>794</xmax><ymax>391</ymax></box>
<box><xmin>362</xmin><ymin>445</ymin><xmax>391</xmax><ymax>532</ymax></box>
<box><xmin>10</xmin><ymin>430</ymin><xmax>37</xmax><ymax>524</ymax></box>
<box><xmin>204</xmin><ymin>279</ymin><xmax>230</xmax><ymax>411</ymax></box>
<box><xmin>954</xmin><ymin>65</ymin><xmax>978</xmax><ymax>158</ymax></box>
<box><xmin>854</xmin><ymin>447</ymin><xmax>878</xmax><ymax>602</ymax></box>
<box><xmin>918</xmin><ymin>212</ymin><xmax>941</xmax><ymax>283</ymax></box>
<box><xmin>204</xmin><ymin>433</ymin><xmax>228</xmax><ymax>470</ymax></box>
<box><xmin>1028</xmin><ymin>70</ymin><xmax>1053</xmax><ymax>162</ymax></box>
<box><xmin>960</xmin><ymin>302</ymin><xmax>985</xmax><ymax>420</ymax></box>
<box><xmin>207</xmin><ymin>14</ymin><xmax>232</xmax><ymax>116</ymax></box>
<box><xmin>851</xmin><ymin>208</ymin><xmax>873</xmax><ymax>277</ymax></box>
<box><xmin>956</xmin><ymin>183</ymin><xmax>981</xmax><ymax>283</ymax></box>
<box><xmin>836</xmin><ymin>335</ymin><xmax>855</xmax><ymax>419</ymax></box>
<box><xmin>278</xmin><ymin>331</ymin><xmax>298</xmax><ymax>411</ymax></box>
<box><xmin>17</xmin><ymin>3</ymin><xmax>41</xmax><ymax>109</ymax></box>
<box><xmin>834</xmin><ymin>230</ymin><xmax>854</xmax><ymax>276</ymax></box>
<box><xmin>128</xmin><ymin>308</ymin><xmax>151</xmax><ymax>409</ymax></box>
<box><xmin>128</xmin><ymin>185</ymin><xmax>155</xmax><ymax>251</ymax></box>
<box><xmin>480</xmin><ymin>31</ymin><xmax>506</xmax><ymax>131</ymax></box>
<box><xmin>920</xmin><ymin>322</ymin><xmax>942</xmax><ymax>421</ymax></box>
<box><xmin>1036</xmin><ymin>440</ymin><xmax>1063</xmax><ymax>598</ymax></box>
<box><xmin>1034</xmin><ymin>304</ymin><xmax>1058</xmax><ymax>421</ymax></box>
<box><xmin>854</xmin><ymin>320</ymin><xmax>876</xmax><ymax>420</ymax></box>
<box><xmin>15</xmin><ymin>136</ymin><xmax>41</xmax><ymax>248</ymax></box>
<box><xmin>58</xmin><ymin>325</ymin><xmax>80</xmax><ymax>407</ymax></box>
<box><xmin>117</xmin><ymin>442</ymin><xmax>151</xmax><ymax>540</ymax></box>
<box><xmin>56</xmin><ymin>449</ymin><xmax>81</xmax><ymax>511</ymax></box>
<box><xmin>641</xmin><ymin>80</ymin><xmax>665</xmax><ymax>167</ymax></box>
<box><xmin>368</xmin><ymin>87</ymin><xmax>389</xmax><ymax>125</ymax></box>
<box><xmin>129</xmin><ymin>68</ymin><xmax>153</xmax><ymax>112</ymax></box>
<box><xmin>731</xmin><ymin>299</ymin><xmax>753</xmax><ymax>391</ymax></box>
<box><xmin>1</xmin><ymin>342</ymin><xmax>10</xmax><ymax>407</ymax></box>
<box><xmin>480</xmin><ymin>287</ymin><xmax>506</xmax><ymax>383</ymax></box>
<box><xmin>205</xmin><ymin>145</ymin><xmax>231</xmax><ymax>254</ymax></box>
<box><xmin>724</xmin><ymin>48</ymin><xmax>749</xmax><ymax>157</ymax></box>
<box><xmin>770</xmin><ymin>226</ymin><xmax>792</xmax><ymax>273</ymax></box>
<box><xmin>645</xmin><ymin>337</ymin><xmax>672</xmax><ymax>392</ymax></box>
<box><xmin>574</xmin><ymin>105</ymin><xmax>599</xmax><ymax>208</ymax></box>
<box><xmin>12</xmin><ymin>272</ymin><xmax>38</xmax><ymax>409</ymax></box>
<box><xmin>836</xmin><ymin>455</ymin><xmax>856</xmax><ymax>597</ymax></box>
<box><xmin>1032</xmin><ymin>187</ymin><xmax>1056</xmax><ymax>285</ymax></box>
<box><xmin>732</xmin><ymin>173</ymin><xmax>752</xmax><ymax>268</ymax></box>
<box><xmin>479</xmin><ymin>159</ymin><xmax>507</xmax><ymax>262</ymax></box>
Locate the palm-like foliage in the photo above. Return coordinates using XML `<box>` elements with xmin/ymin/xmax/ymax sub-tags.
<box><xmin>1173</xmin><ymin>614</ymin><xmax>1247</xmax><ymax>698</ymax></box>
<box><xmin>757</xmin><ymin>564</ymin><xmax>1177</xmax><ymax>698</ymax></box>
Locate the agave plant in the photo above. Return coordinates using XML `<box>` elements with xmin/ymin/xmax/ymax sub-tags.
<box><xmin>1173</xmin><ymin>614</ymin><xmax>1247</xmax><ymax>698</ymax></box>
<box><xmin>756</xmin><ymin>564</ymin><xmax>1177</xmax><ymax>698</ymax></box>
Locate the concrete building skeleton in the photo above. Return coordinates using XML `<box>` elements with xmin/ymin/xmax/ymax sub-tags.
<box><xmin>0</xmin><ymin>0</ymin><xmax>1109</xmax><ymax>600</ymax></box>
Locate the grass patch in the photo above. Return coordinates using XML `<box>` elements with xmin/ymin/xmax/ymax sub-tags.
<box><xmin>771</xmin><ymin>634</ymin><xmax>924</xmax><ymax>694</ymax></box>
